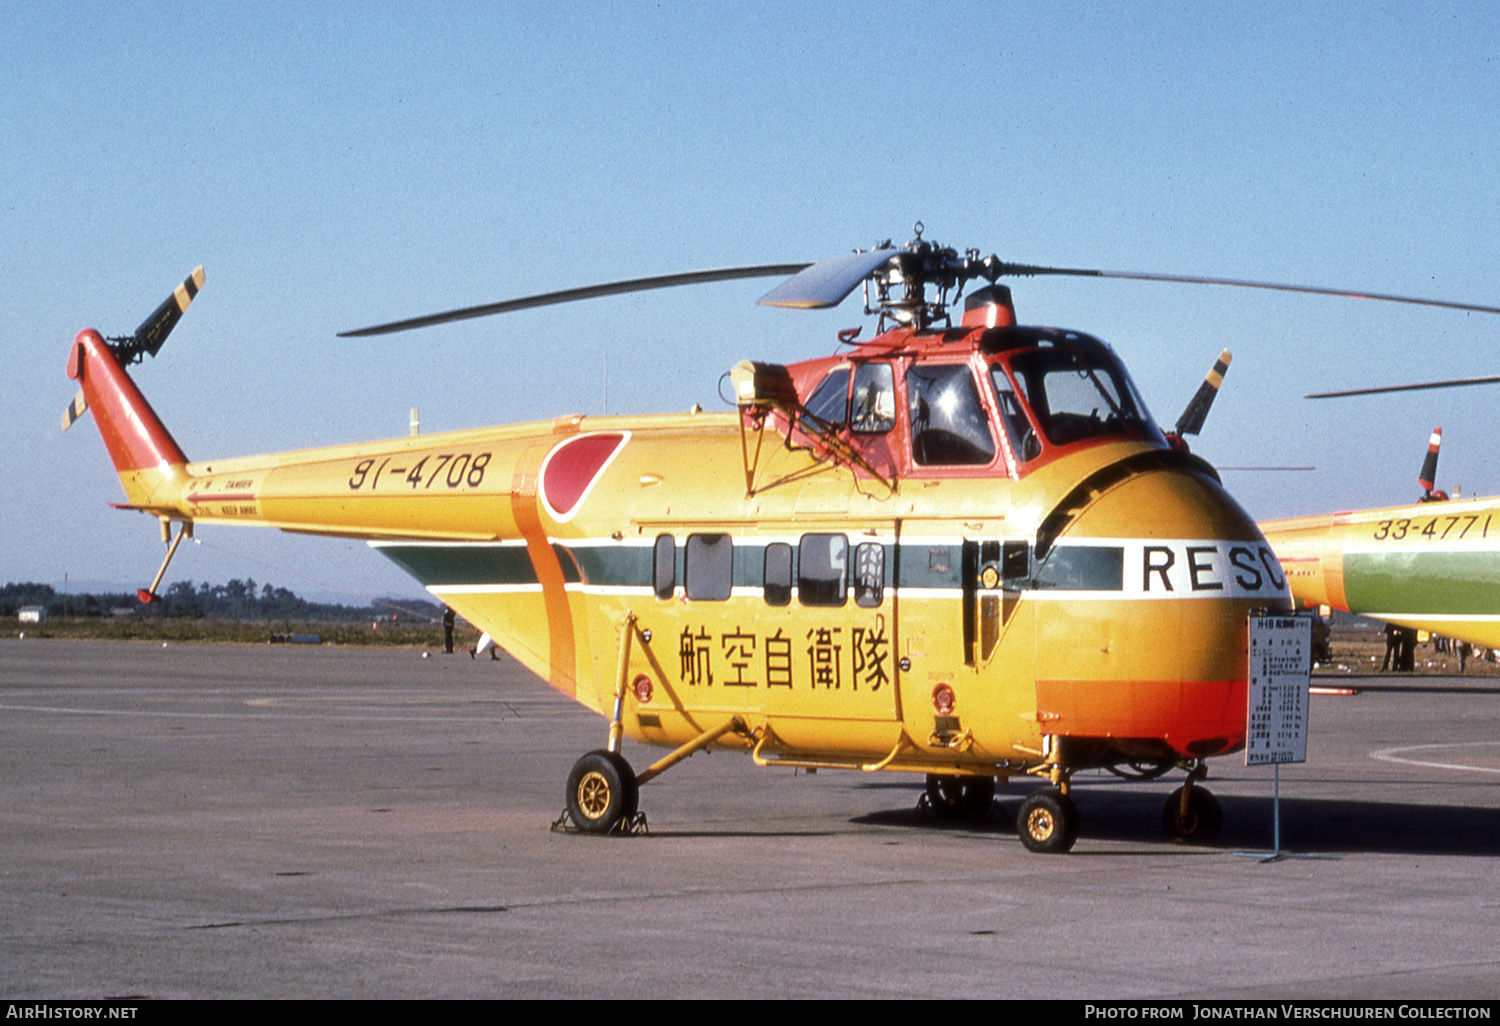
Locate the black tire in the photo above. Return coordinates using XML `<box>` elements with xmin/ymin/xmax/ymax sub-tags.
<box><xmin>1162</xmin><ymin>784</ymin><xmax>1222</xmax><ymax>844</ymax></box>
<box><xmin>565</xmin><ymin>750</ymin><xmax>639</xmax><ymax>834</ymax></box>
<box><xmin>924</xmin><ymin>774</ymin><xmax>996</xmax><ymax>820</ymax></box>
<box><xmin>1017</xmin><ymin>788</ymin><xmax>1078</xmax><ymax>854</ymax></box>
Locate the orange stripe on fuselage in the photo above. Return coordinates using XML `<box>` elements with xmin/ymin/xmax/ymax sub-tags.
<box><xmin>1036</xmin><ymin>677</ymin><xmax>1246</xmax><ymax>757</ymax></box>
<box><xmin>510</xmin><ymin>437</ymin><xmax>577</xmax><ymax>696</ymax></box>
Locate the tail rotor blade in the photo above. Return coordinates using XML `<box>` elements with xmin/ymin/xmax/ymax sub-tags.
<box><xmin>1419</xmin><ymin>427</ymin><xmax>1442</xmax><ymax>495</ymax></box>
<box><xmin>115</xmin><ymin>266</ymin><xmax>204</xmax><ymax>363</ymax></box>
<box><xmin>1175</xmin><ymin>350</ymin><xmax>1232</xmax><ymax>437</ymax></box>
<box><xmin>61</xmin><ymin>389</ymin><xmax>88</xmax><ymax>431</ymax></box>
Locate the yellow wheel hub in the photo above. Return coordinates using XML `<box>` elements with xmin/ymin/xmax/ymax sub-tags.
<box><xmin>576</xmin><ymin>771</ymin><xmax>613</xmax><ymax>819</ymax></box>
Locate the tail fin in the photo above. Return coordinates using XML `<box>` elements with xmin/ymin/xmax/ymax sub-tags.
<box><xmin>66</xmin><ymin>329</ymin><xmax>188</xmax><ymax>501</ymax></box>
<box><xmin>64</xmin><ymin>269</ymin><xmax>203</xmax><ymax>507</ymax></box>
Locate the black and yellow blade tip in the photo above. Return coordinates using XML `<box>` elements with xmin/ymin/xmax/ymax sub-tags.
<box><xmin>1175</xmin><ymin>349</ymin><xmax>1232</xmax><ymax>437</ymax></box>
<box><xmin>61</xmin><ymin>389</ymin><xmax>88</xmax><ymax>432</ymax></box>
<box><xmin>110</xmin><ymin>266</ymin><xmax>205</xmax><ymax>364</ymax></box>
<box><xmin>133</xmin><ymin>266</ymin><xmax>204</xmax><ymax>358</ymax></box>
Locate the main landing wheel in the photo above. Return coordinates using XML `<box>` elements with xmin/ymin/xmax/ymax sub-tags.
<box><xmin>1017</xmin><ymin>788</ymin><xmax>1078</xmax><ymax>854</ymax></box>
<box><xmin>924</xmin><ymin>774</ymin><xmax>997</xmax><ymax>821</ymax></box>
<box><xmin>1162</xmin><ymin>784</ymin><xmax>1222</xmax><ymax>844</ymax></box>
<box><xmin>565</xmin><ymin>750</ymin><xmax>639</xmax><ymax>834</ymax></box>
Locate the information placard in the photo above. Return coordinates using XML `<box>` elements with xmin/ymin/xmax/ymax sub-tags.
<box><xmin>1246</xmin><ymin>615</ymin><xmax>1311</xmax><ymax>766</ymax></box>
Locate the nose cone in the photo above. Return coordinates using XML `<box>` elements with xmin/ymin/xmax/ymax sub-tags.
<box><xmin>1031</xmin><ymin>460</ymin><xmax>1291</xmax><ymax>758</ymax></box>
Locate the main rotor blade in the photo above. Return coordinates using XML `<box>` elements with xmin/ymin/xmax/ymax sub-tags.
<box><xmin>339</xmin><ymin>264</ymin><xmax>811</xmax><ymax>337</ymax></box>
<box><xmin>1305</xmin><ymin>374</ymin><xmax>1500</xmax><ymax>398</ymax></box>
<box><xmin>1212</xmin><ymin>465</ymin><xmax>1320</xmax><ymax>474</ymax></box>
<box><xmin>1216</xmin><ymin>465</ymin><xmax>1316</xmax><ymax>472</ymax></box>
<box><xmin>756</xmin><ymin>249</ymin><xmax>900</xmax><ymax>309</ymax></box>
<box><xmin>994</xmin><ymin>263</ymin><xmax>1500</xmax><ymax>316</ymax></box>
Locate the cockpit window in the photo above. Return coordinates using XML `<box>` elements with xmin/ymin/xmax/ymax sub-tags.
<box><xmin>850</xmin><ymin>362</ymin><xmax>895</xmax><ymax>434</ymax></box>
<box><xmin>906</xmin><ymin>363</ymin><xmax>996</xmax><ymax>466</ymax></box>
<box><xmin>1004</xmin><ymin>348</ymin><xmax>1153</xmax><ymax>448</ymax></box>
<box><xmin>803</xmin><ymin>368</ymin><xmax>850</xmax><ymax>430</ymax></box>
<box><xmin>988</xmin><ymin>367</ymin><xmax>1042</xmax><ymax>463</ymax></box>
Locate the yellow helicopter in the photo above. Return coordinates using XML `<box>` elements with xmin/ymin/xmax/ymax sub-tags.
<box><xmin>1262</xmin><ymin>372</ymin><xmax>1500</xmax><ymax>650</ymax></box>
<box><xmin>64</xmin><ymin>228</ymin><xmax>1500</xmax><ymax>852</ymax></box>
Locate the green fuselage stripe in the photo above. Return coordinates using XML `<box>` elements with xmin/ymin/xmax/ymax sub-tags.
<box><xmin>373</xmin><ymin>539</ymin><xmax>1129</xmax><ymax>595</ymax></box>
<box><xmin>1344</xmin><ymin>550</ymin><xmax>1500</xmax><ymax>616</ymax></box>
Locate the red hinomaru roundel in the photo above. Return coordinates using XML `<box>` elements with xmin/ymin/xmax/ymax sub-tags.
<box><xmin>540</xmin><ymin>432</ymin><xmax>629</xmax><ymax>521</ymax></box>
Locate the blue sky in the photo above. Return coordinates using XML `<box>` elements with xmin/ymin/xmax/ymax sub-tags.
<box><xmin>5</xmin><ymin>2</ymin><xmax>1499</xmax><ymax>602</ymax></box>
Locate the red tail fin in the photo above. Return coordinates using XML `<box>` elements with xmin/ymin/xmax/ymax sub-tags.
<box><xmin>66</xmin><ymin>329</ymin><xmax>187</xmax><ymax>475</ymax></box>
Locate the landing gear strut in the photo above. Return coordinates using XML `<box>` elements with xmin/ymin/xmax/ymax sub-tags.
<box><xmin>1162</xmin><ymin>762</ymin><xmax>1222</xmax><ymax>844</ymax></box>
<box><xmin>1018</xmin><ymin>740</ymin><xmax>1080</xmax><ymax>853</ymax></box>
<box><xmin>556</xmin><ymin>716</ymin><xmax>754</xmax><ymax>836</ymax></box>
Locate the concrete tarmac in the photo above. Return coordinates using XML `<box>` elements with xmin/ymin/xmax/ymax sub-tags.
<box><xmin>2</xmin><ymin>638</ymin><xmax>1499</xmax><ymax>1000</ymax></box>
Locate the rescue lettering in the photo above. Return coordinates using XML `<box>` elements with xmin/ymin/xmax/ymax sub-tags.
<box><xmin>1187</xmin><ymin>545</ymin><xmax>1221</xmax><ymax>591</ymax></box>
<box><xmin>1134</xmin><ymin>541</ymin><xmax>1287</xmax><ymax>598</ymax></box>
<box><xmin>1143</xmin><ymin>546</ymin><xmax>1175</xmax><ymax>591</ymax></box>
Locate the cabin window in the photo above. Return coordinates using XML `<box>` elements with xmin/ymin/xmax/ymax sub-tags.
<box><xmin>906</xmin><ymin>363</ymin><xmax>996</xmax><ymax>466</ymax></box>
<box><xmin>1006</xmin><ymin>347</ymin><xmax>1151</xmax><ymax>447</ymax></box>
<box><xmin>764</xmin><ymin>543</ymin><xmax>793</xmax><ymax>607</ymax></box>
<box><xmin>803</xmin><ymin>368</ymin><xmax>850</xmax><ymax>430</ymax></box>
<box><xmin>798</xmin><ymin>533</ymin><xmax>847</xmax><ymax>607</ymax></box>
<box><xmin>989</xmin><ymin>366</ymin><xmax>1042</xmax><ymax>462</ymax></box>
<box><xmin>850</xmin><ymin>362</ymin><xmax>895</xmax><ymax>434</ymax></box>
<box><xmin>854</xmin><ymin>542</ymin><xmax>885</xmax><ymax>607</ymax></box>
<box><xmin>1003</xmin><ymin>539</ymin><xmax>1031</xmax><ymax>583</ymax></box>
<box><xmin>653</xmin><ymin>534</ymin><xmax>676</xmax><ymax>599</ymax></box>
<box><xmin>685</xmin><ymin>534</ymin><xmax>734</xmax><ymax>601</ymax></box>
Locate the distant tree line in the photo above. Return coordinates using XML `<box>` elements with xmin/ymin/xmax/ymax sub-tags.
<box><xmin>2</xmin><ymin>580</ymin><xmax>440</xmax><ymax>623</ymax></box>
<box><xmin>2</xmin><ymin>582</ymin><xmax>135</xmax><ymax>618</ymax></box>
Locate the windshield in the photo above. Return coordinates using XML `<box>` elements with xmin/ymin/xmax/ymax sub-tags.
<box><xmin>1000</xmin><ymin>347</ymin><xmax>1158</xmax><ymax>449</ymax></box>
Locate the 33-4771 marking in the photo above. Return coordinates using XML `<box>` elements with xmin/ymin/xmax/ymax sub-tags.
<box><xmin>349</xmin><ymin>452</ymin><xmax>491</xmax><ymax>491</ymax></box>
<box><xmin>1372</xmin><ymin>512</ymin><xmax>1491</xmax><ymax>542</ymax></box>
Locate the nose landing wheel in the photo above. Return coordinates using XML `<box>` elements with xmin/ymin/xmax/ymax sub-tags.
<box><xmin>1162</xmin><ymin>783</ymin><xmax>1222</xmax><ymax>844</ymax></box>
